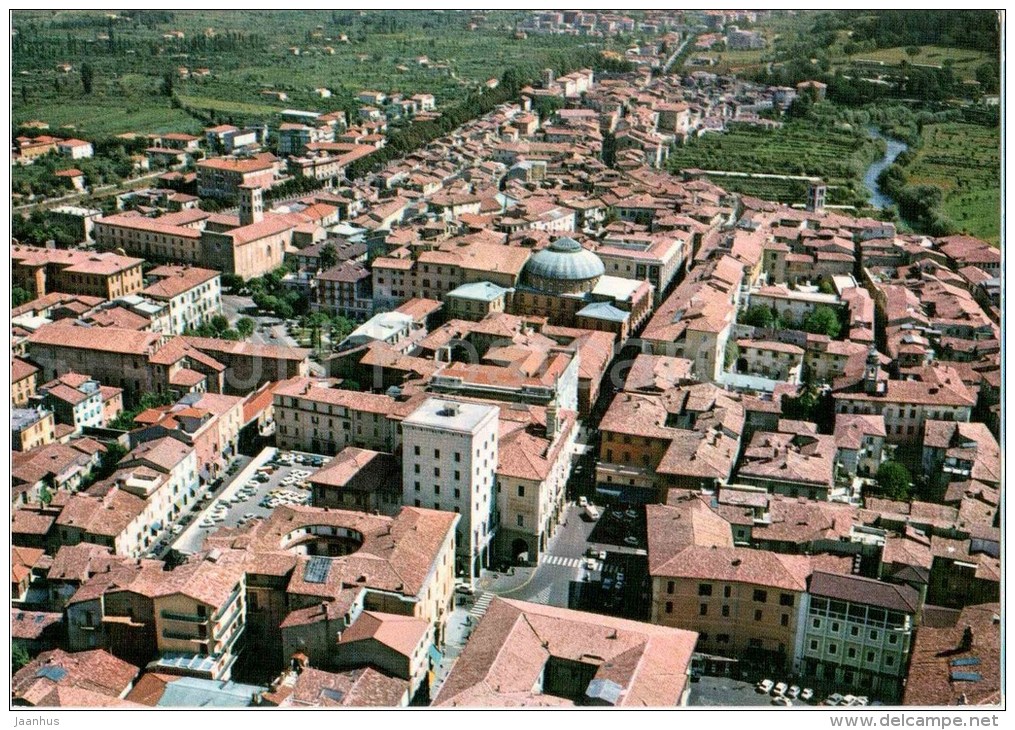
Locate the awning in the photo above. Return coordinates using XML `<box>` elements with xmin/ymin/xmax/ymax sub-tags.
<box><xmin>151</xmin><ymin>521</ymin><xmax>163</xmax><ymax>532</ymax></box>
<box><xmin>428</xmin><ymin>645</ymin><xmax>443</xmax><ymax>666</ymax></box>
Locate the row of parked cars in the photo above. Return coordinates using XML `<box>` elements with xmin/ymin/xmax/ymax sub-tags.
<box><xmin>756</xmin><ymin>679</ymin><xmax>813</xmax><ymax>705</ymax></box>
<box><xmin>823</xmin><ymin>693</ymin><xmax>870</xmax><ymax>707</ymax></box>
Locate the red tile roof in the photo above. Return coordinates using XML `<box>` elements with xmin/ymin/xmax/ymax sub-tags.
<box><xmin>434</xmin><ymin>597</ymin><xmax>698</xmax><ymax>707</ymax></box>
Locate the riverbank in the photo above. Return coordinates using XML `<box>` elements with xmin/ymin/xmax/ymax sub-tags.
<box><xmin>863</xmin><ymin>127</ymin><xmax>909</xmax><ymax>209</ymax></box>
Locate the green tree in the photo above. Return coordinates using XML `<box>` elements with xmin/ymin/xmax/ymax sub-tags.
<box><xmin>81</xmin><ymin>62</ymin><xmax>94</xmax><ymax>94</ymax></box>
<box><xmin>742</xmin><ymin>305</ymin><xmax>777</xmax><ymax>328</ymax></box>
<box><xmin>904</xmin><ymin>46</ymin><xmax>922</xmax><ymax>58</ymax></box>
<box><xmin>220</xmin><ymin>273</ymin><xmax>244</xmax><ymax>293</ymax></box>
<box><xmin>875</xmin><ymin>461</ymin><xmax>912</xmax><ymax>501</ymax></box>
<box><xmin>802</xmin><ymin>305</ymin><xmax>842</xmax><ymax>338</ymax></box>
<box><xmin>12</xmin><ymin>286</ymin><xmax>34</xmax><ymax>307</ymax></box>
<box><xmin>161</xmin><ymin>71</ymin><xmax>174</xmax><ymax>97</ymax></box>
<box><xmin>236</xmin><ymin>317</ymin><xmax>256</xmax><ymax>338</ymax></box>
<box><xmin>318</xmin><ymin>242</ymin><xmax>338</xmax><ymax>271</ymax></box>
<box><xmin>12</xmin><ymin>644</ymin><xmax>31</xmax><ymax>674</ymax></box>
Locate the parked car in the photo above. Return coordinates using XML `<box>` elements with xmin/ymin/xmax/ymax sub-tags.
<box><xmin>578</xmin><ymin>496</ymin><xmax>588</xmax><ymax>508</ymax></box>
<box><xmin>623</xmin><ymin>535</ymin><xmax>639</xmax><ymax>546</ymax></box>
<box><xmin>800</xmin><ymin>688</ymin><xmax>814</xmax><ymax>702</ymax></box>
<box><xmin>842</xmin><ymin>695</ymin><xmax>857</xmax><ymax>707</ymax></box>
<box><xmin>852</xmin><ymin>696</ymin><xmax>869</xmax><ymax>707</ymax></box>
<box><xmin>454</xmin><ymin>584</ymin><xmax>475</xmax><ymax>596</ymax></box>
<box><xmin>824</xmin><ymin>693</ymin><xmax>845</xmax><ymax>706</ymax></box>
<box><xmin>773</xmin><ymin>682</ymin><xmax>788</xmax><ymax>697</ymax></box>
<box><xmin>597</xmin><ymin>550</ymin><xmax>607</xmax><ymax>561</ymax></box>
<box><xmin>787</xmin><ymin>686</ymin><xmax>800</xmax><ymax>699</ymax></box>
<box><xmin>771</xmin><ymin>696</ymin><xmax>792</xmax><ymax>707</ymax></box>
<box><xmin>756</xmin><ymin>679</ymin><xmax>774</xmax><ymax>694</ymax></box>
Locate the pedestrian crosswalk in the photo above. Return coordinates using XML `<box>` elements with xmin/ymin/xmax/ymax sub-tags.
<box><xmin>538</xmin><ymin>554</ymin><xmax>626</xmax><ymax>573</ymax></box>
<box><xmin>469</xmin><ymin>591</ymin><xmax>494</xmax><ymax>620</ymax></box>
<box><xmin>540</xmin><ymin>554</ymin><xmax>585</xmax><ymax>569</ymax></box>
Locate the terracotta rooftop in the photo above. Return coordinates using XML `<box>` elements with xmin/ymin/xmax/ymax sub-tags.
<box><xmin>903</xmin><ymin>602</ymin><xmax>1001</xmax><ymax>706</ymax></box>
<box><xmin>338</xmin><ymin>610</ymin><xmax>429</xmax><ymax>657</ymax></box>
<box><xmin>265</xmin><ymin>666</ymin><xmax>408</xmax><ymax>707</ymax></box>
<box><xmin>12</xmin><ymin>649</ymin><xmax>140</xmax><ymax>706</ymax></box>
<box><xmin>434</xmin><ymin>597</ymin><xmax>698</xmax><ymax>707</ymax></box>
<box><xmin>809</xmin><ymin>571</ymin><xmax>921</xmax><ymax>614</ymax></box>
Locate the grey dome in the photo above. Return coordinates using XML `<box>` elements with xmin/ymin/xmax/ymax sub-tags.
<box><xmin>524</xmin><ymin>237</ymin><xmax>605</xmax><ymax>284</ymax></box>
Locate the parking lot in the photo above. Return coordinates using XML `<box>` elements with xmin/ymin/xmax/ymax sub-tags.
<box><xmin>171</xmin><ymin>450</ymin><xmax>330</xmax><ymax>555</ymax></box>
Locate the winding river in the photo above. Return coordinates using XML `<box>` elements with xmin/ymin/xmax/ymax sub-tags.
<box><xmin>863</xmin><ymin>127</ymin><xmax>909</xmax><ymax>209</ymax></box>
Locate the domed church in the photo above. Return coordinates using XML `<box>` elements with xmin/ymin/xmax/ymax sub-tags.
<box><xmin>522</xmin><ymin>236</ymin><xmax>606</xmax><ymax>295</ymax></box>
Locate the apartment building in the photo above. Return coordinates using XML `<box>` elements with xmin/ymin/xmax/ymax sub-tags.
<box><xmin>150</xmin><ymin>560</ymin><xmax>247</xmax><ymax>681</ymax></box>
<box><xmin>494</xmin><ymin>404</ymin><xmax>577</xmax><ymax>564</ymax></box>
<box><xmin>92</xmin><ymin>212</ymin><xmax>205</xmax><ymax>265</ymax></box>
<box><xmin>833</xmin><ymin>365</ymin><xmax>975</xmax><ymax>445</ymax></box>
<box><xmin>13</xmin><ymin>407</ymin><xmax>57</xmax><ymax>452</ymax></box>
<box><xmin>12</xmin><ymin>358</ymin><xmax>40</xmax><ymax>407</ymax></box>
<box><xmin>314</xmin><ymin>261</ymin><xmax>373</xmax><ymax>321</ymax></box>
<box><xmin>196</xmin><ymin>153</ymin><xmax>277</xmax><ymax>198</ymax></box>
<box><xmin>273</xmin><ymin>378</ymin><xmax>401</xmax><ymax>455</ymax></box>
<box><xmin>647</xmin><ymin>502</ymin><xmax>810</xmax><ymax>671</ymax></box>
<box><xmin>37</xmin><ymin>372</ymin><xmax>122</xmax><ymax>431</ymax></box>
<box><xmin>796</xmin><ymin>571</ymin><xmax>920</xmax><ymax>701</ymax></box>
<box><xmin>12</xmin><ymin>245</ymin><xmax>145</xmax><ymax>300</ymax></box>
<box><xmin>401</xmin><ymin>398</ymin><xmax>499</xmax><ymax>582</ymax></box>
<box><xmin>596</xmin><ymin>384</ymin><xmax>744</xmax><ymax>499</ymax></box>
<box><xmin>141</xmin><ymin>265</ymin><xmax>222</xmax><ymax>335</ymax></box>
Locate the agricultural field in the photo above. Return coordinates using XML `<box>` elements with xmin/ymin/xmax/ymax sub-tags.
<box><xmin>12</xmin><ymin>10</ymin><xmax>604</xmax><ymax>136</ymax></box>
<box><xmin>904</xmin><ymin>123</ymin><xmax>1000</xmax><ymax>245</ymax></box>
<box><xmin>667</xmin><ymin>120</ymin><xmax>883</xmax><ymax>208</ymax></box>
<box><xmin>833</xmin><ymin>45</ymin><xmax>993</xmax><ymax>82</ymax></box>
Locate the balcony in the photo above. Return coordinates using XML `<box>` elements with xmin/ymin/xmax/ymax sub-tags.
<box><xmin>160</xmin><ymin>610</ymin><xmax>208</xmax><ymax>623</ymax></box>
<box><xmin>162</xmin><ymin>628</ymin><xmax>206</xmax><ymax>642</ymax></box>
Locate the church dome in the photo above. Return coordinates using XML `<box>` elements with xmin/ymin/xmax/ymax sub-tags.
<box><xmin>523</xmin><ymin>237</ymin><xmax>605</xmax><ymax>294</ymax></box>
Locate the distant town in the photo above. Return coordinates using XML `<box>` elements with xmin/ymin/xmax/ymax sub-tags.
<box><xmin>10</xmin><ymin>9</ymin><xmax>1000</xmax><ymax>711</ymax></box>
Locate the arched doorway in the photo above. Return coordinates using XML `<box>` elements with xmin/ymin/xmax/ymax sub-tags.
<box><xmin>511</xmin><ymin>538</ymin><xmax>529</xmax><ymax>564</ymax></box>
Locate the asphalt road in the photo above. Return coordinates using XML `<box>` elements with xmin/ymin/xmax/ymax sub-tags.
<box><xmin>495</xmin><ymin>504</ymin><xmax>597</xmax><ymax>607</ymax></box>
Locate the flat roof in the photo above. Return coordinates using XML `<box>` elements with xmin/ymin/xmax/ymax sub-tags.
<box><xmin>402</xmin><ymin>398</ymin><xmax>498</xmax><ymax>434</ymax></box>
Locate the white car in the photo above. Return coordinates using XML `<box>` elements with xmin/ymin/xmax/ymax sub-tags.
<box><xmin>773</xmin><ymin>682</ymin><xmax>788</xmax><ymax>697</ymax></box>
<box><xmin>771</xmin><ymin>696</ymin><xmax>792</xmax><ymax>707</ymax></box>
<box><xmin>170</xmin><ymin>525</ymin><xmax>184</xmax><ymax>535</ymax></box>
<box><xmin>578</xmin><ymin>496</ymin><xmax>588</xmax><ymax>507</ymax></box>
<box><xmin>800</xmin><ymin>688</ymin><xmax>814</xmax><ymax>702</ymax></box>
<box><xmin>756</xmin><ymin>679</ymin><xmax>774</xmax><ymax>694</ymax></box>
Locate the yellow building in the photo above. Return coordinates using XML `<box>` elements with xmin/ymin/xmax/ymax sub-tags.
<box><xmin>11</xmin><ymin>244</ymin><xmax>145</xmax><ymax>300</ymax></box>
<box><xmin>646</xmin><ymin>501</ymin><xmax>812</xmax><ymax>672</ymax></box>
<box><xmin>150</xmin><ymin>560</ymin><xmax>247</xmax><ymax>680</ymax></box>
<box><xmin>12</xmin><ymin>407</ymin><xmax>56</xmax><ymax>452</ymax></box>
<box><xmin>12</xmin><ymin>358</ymin><xmax>39</xmax><ymax>407</ymax></box>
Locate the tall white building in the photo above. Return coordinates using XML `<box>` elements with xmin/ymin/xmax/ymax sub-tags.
<box><xmin>402</xmin><ymin>398</ymin><xmax>499</xmax><ymax>583</ymax></box>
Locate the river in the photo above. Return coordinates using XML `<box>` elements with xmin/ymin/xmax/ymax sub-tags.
<box><xmin>863</xmin><ymin>127</ymin><xmax>909</xmax><ymax>209</ymax></box>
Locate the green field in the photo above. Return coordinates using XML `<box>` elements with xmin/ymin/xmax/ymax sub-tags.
<box><xmin>12</xmin><ymin>10</ymin><xmax>607</xmax><ymax>136</ymax></box>
<box><xmin>904</xmin><ymin>123</ymin><xmax>1000</xmax><ymax>245</ymax></box>
<box><xmin>836</xmin><ymin>45</ymin><xmax>992</xmax><ymax>82</ymax></box>
<box><xmin>667</xmin><ymin>120</ymin><xmax>883</xmax><ymax>208</ymax></box>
